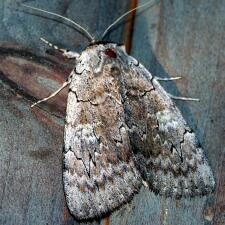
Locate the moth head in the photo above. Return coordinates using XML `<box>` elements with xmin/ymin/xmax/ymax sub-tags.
<box><xmin>75</xmin><ymin>42</ymin><xmax>128</xmax><ymax>77</ymax></box>
<box><xmin>72</xmin><ymin>43</ymin><xmax>129</xmax><ymax>104</ymax></box>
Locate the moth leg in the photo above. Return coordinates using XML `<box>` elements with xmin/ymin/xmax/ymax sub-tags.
<box><xmin>40</xmin><ymin>37</ymin><xmax>79</xmax><ymax>59</ymax></box>
<box><xmin>31</xmin><ymin>80</ymin><xmax>70</xmax><ymax>107</ymax></box>
<box><xmin>155</xmin><ymin>76</ymin><xmax>182</xmax><ymax>81</ymax></box>
<box><xmin>154</xmin><ymin>77</ymin><xmax>199</xmax><ymax>101</ymax></box>
<box><xmin>168</xmin><ymin>93</ymin><xmax>199</xmax><ymax>101</ymax></box>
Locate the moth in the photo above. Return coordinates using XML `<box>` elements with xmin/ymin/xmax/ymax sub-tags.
<box><xmin>23</xmin><ymin>1</ymin><xmax>215</xmax><ymax>221</ymax></box>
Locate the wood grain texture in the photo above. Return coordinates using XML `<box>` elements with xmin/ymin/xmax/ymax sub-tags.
<box><xmin>0</xmin><ymin>0</ymin><xmax>224</xmax><ymax>225</ymax></box>
<box><xmin>0</xmin><ymin>80</ymin><xmax>65</xmax><ymax>225</ymax></box>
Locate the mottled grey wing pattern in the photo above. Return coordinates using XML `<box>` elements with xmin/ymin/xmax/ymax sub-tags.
<box><xmin>63</xmin><ymin>47</ymin><xmax>141</xmax><ymax>220</ymax></box>
<box><xmin>63</xmin><ymin>43</ymin><xmax>214</xmax><ymax>220</ymax></box>
<box><xmin>123</xmin><ymin>57</ymin><xmax>215</xmax><ymax>198</ymax></box>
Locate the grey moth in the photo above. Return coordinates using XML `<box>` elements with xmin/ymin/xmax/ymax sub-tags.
<box><xmin>23</xmin><ymin>1</ymin><xmax>215</xmax><ymax>221</ymax></box>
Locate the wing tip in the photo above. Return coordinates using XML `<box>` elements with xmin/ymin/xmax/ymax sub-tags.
<box><xmin>63</xmin><ymin>161</ymin><xmax>142</xmax><ymax>221</ymax></box>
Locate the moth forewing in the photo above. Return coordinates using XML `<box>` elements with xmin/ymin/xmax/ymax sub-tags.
<box><xmin>123</xmin><ymin>53</ymin><xmax>215</xmax><ymax>198</ymax></box>
<box><xmin>63</xmin><ymin>44</ymin><xmax>142</xmax><ymax>220</ymax></box>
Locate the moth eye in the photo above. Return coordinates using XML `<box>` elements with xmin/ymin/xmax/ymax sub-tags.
<box><xmin>104</xmin><ymin>48</ymin><xmax>117</xmax><ymax>58</ymax></box>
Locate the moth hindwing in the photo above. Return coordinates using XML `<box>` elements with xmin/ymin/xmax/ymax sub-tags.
<box><xmin>63</xmin><ymin>43</ymin><xmax>215</xmax><ymax>220</ymax></box>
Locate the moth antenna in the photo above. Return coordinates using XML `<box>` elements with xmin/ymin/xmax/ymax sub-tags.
<box><xmin>21</xmin><ymin>4</ymin><xmax>95</xmax><ymax>42</ymax></box>
<box><xmin>101</xmin><ymin>0</ymin><xmax>156</xmax><ymax>40</ymax></box>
